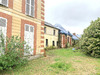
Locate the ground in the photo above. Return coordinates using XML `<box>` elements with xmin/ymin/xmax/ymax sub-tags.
<box><xmin>1</xmin><ymin>48</ymin><xmax>100</xmax><ymax>75</ymax></box>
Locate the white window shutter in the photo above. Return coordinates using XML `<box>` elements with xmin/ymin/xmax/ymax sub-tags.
<box><xmin>0</xmin><ymin>0</ymin><xmax>8</xmax><ymax>7</ymax></box>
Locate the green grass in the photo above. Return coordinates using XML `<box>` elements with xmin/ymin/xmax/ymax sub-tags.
<box><xmin>0</xmin><ymin>48</ymin><xmax>100</xmax><ymax>75</ymax></box>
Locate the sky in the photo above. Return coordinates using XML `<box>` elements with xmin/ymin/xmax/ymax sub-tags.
<box><xmin>45</xmin><ymin>0</ymin><xmax>100</xmax><ymax>34</ymax></box>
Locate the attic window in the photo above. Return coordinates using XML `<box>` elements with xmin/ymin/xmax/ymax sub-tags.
<box><xmin>0</xmin><ymin>0</ymin><xmax>8</xmax><ymax>7</ymax></box>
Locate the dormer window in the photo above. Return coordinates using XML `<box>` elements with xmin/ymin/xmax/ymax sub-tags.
<box><xmin>0</xmin><ymin>0</ymin><xmax>8</xmax><ymax>7</ymax></box>
<box><xmin>26</xmin><ymin>0</ymin><xmax>35</xmax><ymax>17</ymax></box>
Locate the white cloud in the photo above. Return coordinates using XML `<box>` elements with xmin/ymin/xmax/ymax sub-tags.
<box><xmin>45</xmin><ymin>0</ymin><xmax>100</xmax><ymax>34</ymax></box>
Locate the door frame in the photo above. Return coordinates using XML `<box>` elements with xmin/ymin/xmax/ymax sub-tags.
<box><xmin>21</xmin><ymin>19</ymin><xmax>37</xmax><ymax>55</ymax></box>
<box><xmin>24</xmin><ymin>24</ymin><xmax>34</xmax><ymax>55</ymax></box>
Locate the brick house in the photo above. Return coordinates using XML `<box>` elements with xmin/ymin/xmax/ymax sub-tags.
<box><xmin>0</xmin><ymin>0</ymin><xmax>45</xmax><ymax>55</ymax></box>
<box><xmin>55</xmin><ymin>24</ymin><xmax>72</xmax><ymax>48</ymax></box>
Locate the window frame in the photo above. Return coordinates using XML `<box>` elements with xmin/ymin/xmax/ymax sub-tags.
<box><xmin>25</xmin><ymin>24</ymin><xmax>34</xmax><ymax>32</ymax></box>
<box><xmin>46</xmin><ymin>39</ymin><xmax>48</xmax><ymax>47</ymax></box>
<box><xmin>44</xmin><ymin>27</ymin><xmax>46</xmax><ymax>34</ymax></box>
<box><xmin>0</xmin><ymin>0</ymin><xmax>9</xmax><ymax>7</ymax></box>
<box><xmin>25</xmin><ymin>0</ymin><xmax>35</xmax><ymax>17</ymax></box>
<box><xmin>67</xmin><ymin>37</ymin><xmax>69</xmax><ymax>43</ymax></box>
<box><xmin>53</xmin><ymin>41</ymin><xmax>55</xmax><ymax>46</ymax></box>
<box><xmin>53</xmin><ymin>30</ymin><xmax>55</xmax><ymax>35</ymax></box>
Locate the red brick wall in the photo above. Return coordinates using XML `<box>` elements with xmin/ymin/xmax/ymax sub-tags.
<box><xmin>0</xmin><ymin>12</ymin><xmax>12</xmax><ymax>38</ymax></box>
<box><xmin>9</xmin><ymin>0</ymin><xmax>13</xmax><ymax>9</ymax></box>
<box><xmin>21</xmin><ymin>19</ymin><xmax>37</xmax><ymax>55</ymax></box>
<box><xmin>60</xmin><ymin>34</ymin><xmax>66</xmax><ymax>48</ymax></box>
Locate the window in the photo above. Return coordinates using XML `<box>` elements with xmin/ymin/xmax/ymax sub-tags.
<box><xmin>57</xmin><ymin>41</ymin><xmax>58</xmax><ymax>46</ymax></box>
<box><xmin>67</xmin><ymin>37</ymin><xmax>69</xmax><ymax>43</ymax></box>
<box><xmin>26</xmin><ymin>0</ymin><xmax>35</xmax><ymax>17</ymax></box>
<box><xmin>46</xmin><ymin>39</ymin><xmax>48</xmax><ymax>47</ymax></box>
<box><xmin>0</xmin><ymin>17</ymin><xmax>7</xmax><ymax>55</ymax></box>
<box><xmin>25</xmin><ymin>24</ymin><xmax>34</xmax><ymax>32</ymax></box>
<box><xmin>53</xmin><ymin>41</ymin><xmax>55</xmax><ymax>46</ymax></box>
<box><xmin>53</xmin><ymin>30</ymin><xmax>55</xmax><ymax>35</ymax></box>
<box><xmin>44</xmin><ymin>27</ymin><xmax>46</xmax><ymax>34</ymax></box>
<box><xmin>0</xmin><ymin>0</ymin><xmax>8</xmax><ymax>7</ymax></box>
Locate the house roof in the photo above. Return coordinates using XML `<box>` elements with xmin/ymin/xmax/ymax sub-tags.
<box><xmin>44</xmin><ymin>22</ymin><xmax>59</xmax><ymax>30</ymax></box>
<box><xmin>54</xmin><ymin>24</ymin><xmax>72</xmax><ymax>36</ymax></box>
<box><xmin>72</xmin><ymin>34</ymin><xmax>81</xmax><ymax>40</ymax></box>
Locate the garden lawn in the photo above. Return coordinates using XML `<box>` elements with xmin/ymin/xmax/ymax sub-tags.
<box><xmin>0</xmin><ymin>48</ymin><xmax>100</xmax><ymax>75</ymax></box>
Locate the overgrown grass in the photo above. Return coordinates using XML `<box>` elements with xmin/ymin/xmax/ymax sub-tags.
<box><xmin>0</xmin><ymin>48</ymin><xmax>100</xmax><ymax>75</ymax></box>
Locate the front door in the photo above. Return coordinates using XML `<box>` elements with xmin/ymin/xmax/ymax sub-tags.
<box><xmin>24</xmin><ymin>24</ymin><xmax>34</xmax><ymax>55</ymax></box>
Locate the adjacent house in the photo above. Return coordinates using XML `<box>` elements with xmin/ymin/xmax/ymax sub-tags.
<box><xmin>72</xmin><ymin>33</ymin><xmax>81</xmax><ymax>46</ymax></box>
<box><xmin>0</xmin><ymin>0</ymin><xmax>45</xmax><ymax>55</ymax></box>
<box><xmin>44</xmin><ymin>22</ymin><xmax>59</xmax><ymax>48</ymax></box>
<box><xmin>55</xmin><ymin>24</ymin><xmax>72</xmax><ymax>48</ymax></box>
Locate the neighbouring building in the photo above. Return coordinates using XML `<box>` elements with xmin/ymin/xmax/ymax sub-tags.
<box><xmin>72</xmin><ymin>33</ymin><xmax>81</xmax><ymax>46</ymax></box>
<box><xmin>0</xmin><ymin>0</ymin><xmax>45</xmax><ymax>55</ymax></box>
<box><xmin>55</xmin><ymin>24</ymin><xmax>72</xmax><ymax>48</ymax></box>
<box><xmin>44</xmin><ymin>22</ymin><xmax>59</xmax><ymax>48</ymax></box>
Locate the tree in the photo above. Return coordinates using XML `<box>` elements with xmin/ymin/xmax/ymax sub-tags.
<box><xmin>81</xmin><ymin>18</ymin><xmax>100</xmax><ymax>57</ymax></box>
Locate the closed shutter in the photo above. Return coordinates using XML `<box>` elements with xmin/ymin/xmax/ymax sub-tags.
<box><xmin>26</xmin><ymin>0</ymin><xmax>34</xmax><ymax>17</ymax></box>
<box><xmin>0</xmin><ymin>0</ymin><xmax>8</xmax><ymax>7</ymax></box>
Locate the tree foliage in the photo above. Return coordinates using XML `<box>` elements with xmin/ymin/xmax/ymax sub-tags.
<box><xmin>0</xmin><ymin>33</ymin><xmax>29</xmax><ymax>70</ymax></box>
<box><xmin>81</xmin><ymin>18</ymin><xmax>100</xmax><ymax>57</ymax></box>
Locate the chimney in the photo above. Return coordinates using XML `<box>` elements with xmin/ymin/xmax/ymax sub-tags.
<box><xmin>73</xmin><ymin>33</ymin><xmax>76</xmax><ymax>35</ymax></box>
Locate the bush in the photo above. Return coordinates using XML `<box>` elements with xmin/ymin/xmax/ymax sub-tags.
<box><xmin>0</xmin><ymin>34</ymin><xmax>29</xmax><ymax>70</ymax></box>
<box><xmin>44</xmin><ymin>46</ymin><xmax>57</xmax><ymax>51</ymax></box>
<box><xmin>66</xmin><ymin>42</ymin><xmax>71</xmax><ymax>48</ymax></box>
<box><xmin>81</xmin><ymin>18</ymin><xmax>100</xmax><ymax>57</ymax></box>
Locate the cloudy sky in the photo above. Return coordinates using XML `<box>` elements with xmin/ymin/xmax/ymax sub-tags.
<box><xmin>45</xmin><ymin>0</ymin><xmax>100</xmax><ymax>34</ymax></box>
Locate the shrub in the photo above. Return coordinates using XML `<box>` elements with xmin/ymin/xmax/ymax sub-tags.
<box><xmin>66</xmin><ymin>42</ymin><xmax>71</xmax><ymax>48</ymax></box>
<box><xmin>81</xmin><ymin>18</ymin><xmax>100</xmax><ymax>57</ymax></box>
<box><xmin>0</xmin><ymin>34</ymin><xmax>29</xmax><ymax>70</ymax></box>
<box><xmin>44</xmin><ymin>46</ymin><xmax>57</xmax><ymax>51</ymax></box>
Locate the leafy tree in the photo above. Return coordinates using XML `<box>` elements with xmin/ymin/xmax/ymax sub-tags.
<box><xmin>81</xmin><ymin>18</ymin><xmax>100</xmax><ymax>57</ymax></box>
